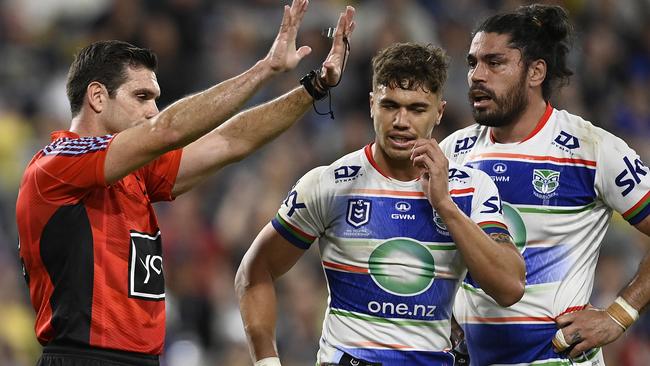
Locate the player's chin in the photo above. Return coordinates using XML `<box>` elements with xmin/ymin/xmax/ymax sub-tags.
<box><xmin>385</xmin><ymin>147</ymin><xmax>412</xmax><ymax>162</ymax></box>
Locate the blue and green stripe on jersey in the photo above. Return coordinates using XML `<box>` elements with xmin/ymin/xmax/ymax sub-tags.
<box><xmin>623</xmin><ymin>190</ymin><xmax>650</xmax><ymax>225</ymax></box>
<box><xmin>272</xmin><ymin>213</ymin><xmax>316</xmax><ymax>249</ymax></box>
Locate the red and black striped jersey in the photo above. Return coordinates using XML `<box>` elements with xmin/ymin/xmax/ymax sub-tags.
<box><xmin>16</xmin><ymin>130</ymin><xmax>182</xmax><ymax>355</ymax></box>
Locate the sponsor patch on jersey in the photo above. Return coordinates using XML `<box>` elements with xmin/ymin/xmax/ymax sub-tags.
<box><xmin>553</xmin><ymin>130</ymin><xmax>580</xmax><ymax>151</ymax></box>
<box><xmin>454</xmin><ymin>136</ymin><xmax>477</xmax><ymax>155</ymax></box>
<box><xmin>128</xmin><ymin>230</ymin><xmax>165</xmax><ymax>300</ymax></box>
<box><xmin>334</xmin><ymin>165</ymin><xmax>362</xmax><ymax>183</ymax></box>
<box><xmin>492</xmin><ymin>162</ymin><xmax>508</xmax><ymax>174</ymax></box>
<box><xmin>448</xmin><ymin>168</ymin><xmax>470</xmax><ymax>183</ymax></box>
<box><xmin>615</xmin><ymin>156</ymin><xmax>648</xmax><ymax>197</ymax></box>
<box><xmin>283</xmin><ymin>188</ymin><xmax>306</xmax><ymax>217</ymax></box>
<box><xmin>391</xmin><ymin>201</ymin><xmax>416</xmax><ymax>220</ymax></box>
<box><xmin>347</xmin><ymin>199</ymin><xmax>371</xmax><ymax>228</ymax></box>
<box><xmin>368</xmin><ymin>238</ymin><xmax>436</xmax><ymax>296</ymax></box>
<box><xmin>532</xmin><ymin>169</ymin><xmax>560</xmax><ymax>200</ymax></box>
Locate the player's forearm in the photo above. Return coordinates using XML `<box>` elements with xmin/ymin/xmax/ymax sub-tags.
<box><xmin>620</xmin><ymin>250</ymin><xmax>650</xmax><ymax>312</ymax></box>
<box><xmin>235</xmin><ymin>260</ymin><xmax>281</xmax><ymax>361</ymax></box>
<box><xmin>437</xmin><ymin>201</ymin><xmax>525</xmax><ymax>306</ymax></box>
<box><xmin>149</xmin><ymin>60</ymin><xmax>276</xmax><ymax>152</ymax></box>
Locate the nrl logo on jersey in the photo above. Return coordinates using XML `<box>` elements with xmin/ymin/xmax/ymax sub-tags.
<box><xmin>347</xmin><ymin>199</ymin><xmax>371</xmax><ymax>228</ymax></box>
<box><xmin>532</xmin><ymin>169</ymin><xmax>560</xmax><ymax>199</ymax></box>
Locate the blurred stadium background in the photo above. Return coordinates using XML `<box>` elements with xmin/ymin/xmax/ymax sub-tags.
<box><xmin>0</xmin><ymin>0</ymin><xmax>648</xmax><ymax>365</ymax></box>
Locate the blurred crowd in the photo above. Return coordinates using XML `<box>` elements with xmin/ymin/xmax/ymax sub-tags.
<box><xmin>0</xmin><ymin>0</ymin><xmax>648</xmax><ymax>365</ymax></box>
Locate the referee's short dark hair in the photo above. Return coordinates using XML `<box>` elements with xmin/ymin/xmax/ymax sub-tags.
<box><xmin>66</xmin><ymin>40</ymin><xmax>158</xmax><ymax>117</ymax></box>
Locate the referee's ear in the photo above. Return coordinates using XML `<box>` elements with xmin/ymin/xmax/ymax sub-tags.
<box><xmin>87</xmin><ymin>81</ymin><xmax>107</xmax><ymax>114</ymax></box>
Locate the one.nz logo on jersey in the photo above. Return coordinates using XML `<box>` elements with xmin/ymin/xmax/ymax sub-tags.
<box><xmin>532</xmin><ymin>169</ymin><xmax>560</xmax><ymax>200</ymax></box>
<box><xmin>128</xmin><ymin>230</ymin><xmax>165</xmax><ymax>301</ymax></box>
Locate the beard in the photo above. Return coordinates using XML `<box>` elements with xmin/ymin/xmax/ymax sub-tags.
<box><xmin>469</xmin><ymin>72</ymin><xmax>528</xmax><ymax>128</ymax></box>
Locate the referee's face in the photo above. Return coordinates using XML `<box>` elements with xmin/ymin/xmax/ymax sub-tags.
<box><xmin>102</xmin><ymin>66</ymin><xmax>161</xmax><ymax>134</ymax></box>
<box><xmin>370</xmin><ymin>84</ymin><xmax>445</xmax><ymax>163</ymax></box>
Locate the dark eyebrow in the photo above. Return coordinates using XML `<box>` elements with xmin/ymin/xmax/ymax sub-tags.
<box><xmin>468</xmin><ymin>52</ymin><xmax>506</xmax><ymax>61</ymax></box>
<box><xmin>379</xmin><ymin>97</ymin><xmax>430</xmax><ymax>109</ymax></box>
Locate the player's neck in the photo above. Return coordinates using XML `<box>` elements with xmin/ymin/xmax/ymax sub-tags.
<box><xmin>372</xmin><ymin>144</ymin><xmax>420</xmax><ymax>181</ymax></box>
<box><xmin>69</xmin><ymin>112</ymin><xmax>109</xmax><ymax>137</ymax></box>
<box><xmin>491</xmin><ymin>99</ymin><xmax>548</xmax><ymax>143</ymax></box>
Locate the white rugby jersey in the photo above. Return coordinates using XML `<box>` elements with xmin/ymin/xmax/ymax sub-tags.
<box><xmin>272</xmin><ymin>144</ymin><xmax>512</xmax><ymax>366</ymax></box>
<box><xmin>441</xmin><ymin>104</ymin><xmax>650</xmax><ymax>366</ymax></box>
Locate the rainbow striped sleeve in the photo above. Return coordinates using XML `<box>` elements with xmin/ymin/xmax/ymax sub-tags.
<box><xmin>271</xmin><ymin>213</ymin><xmax>317</xmax><ymax>250</ymax></box>
<box><xmin>478</xmin><ymin>221</ymin><xmax>511</xmax><ymax>237</ymax></box>
<box><xmin>623</xmin><ymin>191</ymin><xmax>650</xmax><ymax>225</ymax></box>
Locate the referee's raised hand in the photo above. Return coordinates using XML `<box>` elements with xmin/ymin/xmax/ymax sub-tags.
<box><xmin>264</xmin><ymin>0</ymin><xmax>312</xmax><ymax>74</ymax></box>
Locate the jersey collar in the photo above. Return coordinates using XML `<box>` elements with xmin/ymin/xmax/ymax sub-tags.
<box><xmin>489</xmin><ymin>102</ymin><xmax>553</xmax><ymax>144</ymax></box>
<box><xmin>51</xmin><ymin>130</ymin><xmax>80</xmax><ymax>141</ymax></box>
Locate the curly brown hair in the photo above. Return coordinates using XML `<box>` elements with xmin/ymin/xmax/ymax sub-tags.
<box><xmin>371</xmin><ymin>42</ymin><xmax>449</xmax><ymax>95</ymax></box>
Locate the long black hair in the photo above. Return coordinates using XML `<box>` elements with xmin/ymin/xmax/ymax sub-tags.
<box><xmin>473</xmin><ymin>4</ymin><xmax>574</xmax><ymax>101</ymax></box>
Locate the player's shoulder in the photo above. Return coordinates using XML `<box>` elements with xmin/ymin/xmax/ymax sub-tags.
<box><xmin>41</xmin><ymin>134</ymin><xmax>113</xmax><ymax>157</ymax></box>
<box><xmin>297</xmin><ymin>148</ymin><xmax>366</xmax><ymax>189</ymax></box>
<box><xmin>551</xmin><ymin>108</ymin><xmax>627</xmax><ymax>149</ymax></box>
<box><xmin>440</xmin><ymin>123</ymin><xmax>488</xmax><ymax>159</ymax></box>
<box><xmin>447</xmin><ymin>159</ymin><xmax>494</xmax><ymax>190</ymax></box>
<box><xmin>315</xmin><ymin>148</ymin><xmax>367</xmax><ymax>185</ymax></box>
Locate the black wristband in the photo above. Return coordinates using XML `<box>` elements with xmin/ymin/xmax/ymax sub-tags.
<box><xmin>299</xmin><ymin>70</ymin><xmax>329</xmax><ymax>100</ymax></box>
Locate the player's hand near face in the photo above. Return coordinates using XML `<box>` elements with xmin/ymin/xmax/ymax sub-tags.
<box><xmin>264</xmin><ymin>0</ymin><xmax>312</xmax><ymax>74</ymax></box>
<box><xmin>411</xmin><ymin>138</ymin><xmax>453</xmax><ymax>210</ymax></box>
<box><xmin>319</xmin><ymin>6</ymin><xmax>356</xmax><ymax>86</ymax></box>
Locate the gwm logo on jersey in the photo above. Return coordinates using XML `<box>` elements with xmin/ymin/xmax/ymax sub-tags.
<box><xmin>334</xmin><ymin>165</ymin><xmax>362</xmax><ymax>183</ymax></box>
<box><xmin>128</xmin><ymin>230</ymin><xmax>165</xmax><ymax>300</ymax></box>
<box><xmin>532</xmin><ymin>169</ymin><xmax>561</xmax><ymax>199</ymax></box>
<box><xmin>391</xmin><ymin>201</ymin><xmax>415</xmax><ymax>220</ymax></box>
<box><xmin>492</xmin><ymin>162</ymin><xmax>508</xmax><ymax>174</ymax></box>
<box><xmin>491</xmin><ymin>162</ymin><xmax>510</xmax><ymax>182</ymax></box>
<box><xmin>347</xmin><ymin>199</ymin><xmax>371</xmax><ymax>227</ymax></box>
<box><xmin>368</xmin><ymin>238</ymin><xmax>435</xmax><ymax>296</ymax></box>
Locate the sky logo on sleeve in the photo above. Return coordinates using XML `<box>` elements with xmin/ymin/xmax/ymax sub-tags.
<box><xmin>615</xmin><ymin>156</ymin><xmax>648</xmax><ymax>196</ymax></box>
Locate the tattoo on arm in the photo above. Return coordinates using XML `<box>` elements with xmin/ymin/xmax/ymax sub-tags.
<box><xmin>489</xmin><ymin>232</ymin><xmax>515</xmax><ymax>246</ymax></box>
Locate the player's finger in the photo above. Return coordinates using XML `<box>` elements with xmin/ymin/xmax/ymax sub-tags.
<box><xmin>552</xmin><ymin>328</ymin><xmax>570</xmax><ymax>353</ymax></box>
<box><xmin>568</xmin><ymin>340</ymin><xmax>591</xmax><ymax>359</ymax></box>
<box><xmin>555</xmin><ymin>312</ymin><xmax>575</xmax><ymax>328</ymax></box>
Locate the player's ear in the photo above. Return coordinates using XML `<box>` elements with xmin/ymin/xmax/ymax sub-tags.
<box><xmin>87</xmin><ymin>81</ymin><xmax>107</xmax><ymax>113</ymax></box>
<box><xmin>369</xmin><ymin>91</ymin><xmax>374</xmax><ymax>119</ymax></box>
<box><xmin>528</xmin><ymin>59</ymin><xmax>546</xmax><ymax>88</ymax></box>
<box><xmin>435</xmin><ymin>99</ymin><xmax>447</xmax><ymax>126</ymax></box>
